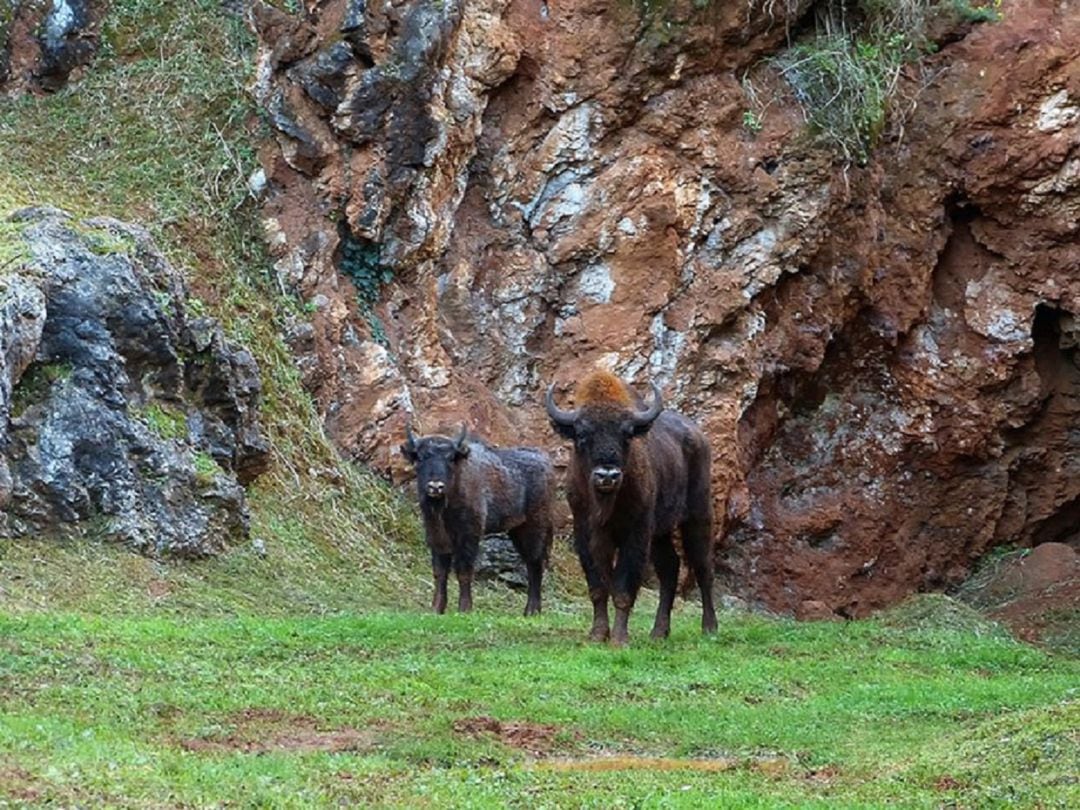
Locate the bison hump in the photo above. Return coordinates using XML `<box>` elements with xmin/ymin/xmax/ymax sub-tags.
<box><xmin>575</xmin><ymin>371</ymin><xmax>633</xmax><ymax>407</ymax></box>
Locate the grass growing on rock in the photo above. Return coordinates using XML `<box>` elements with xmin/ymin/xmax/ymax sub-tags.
<box><xmin>0</xmin><ymin>0</ymin><xmax>427</xmax><ymax>612</ymax></box>
<box><xmin>0</xmin><ymin>608</ymin><xmax>1076</xmax><ymax>806</ymax></box>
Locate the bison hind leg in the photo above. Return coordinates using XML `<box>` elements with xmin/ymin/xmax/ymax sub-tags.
<box><xmin>650</xmin><ymin>534</ymin><xmax>679</xmax><ymax>639</ymax></box>
<box><xmin>681</xmin><ymin>518</ymin><xmax>717</xmax><ymax>634</ymax></box>
<box><xmin>510</xmin><ymin>525</ymin><xmax>548</xmax><ymax>617</ymax></box>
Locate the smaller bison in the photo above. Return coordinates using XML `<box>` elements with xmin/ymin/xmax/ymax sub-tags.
<box><xmin>400</xmin><ymin>424</ymin><xmax>555</xmax><ymax>616</ymax></box>
<box><xmin>546</xmin><ymin>371</ymin><xmax>717</xmax><ymax>645</ymax></box>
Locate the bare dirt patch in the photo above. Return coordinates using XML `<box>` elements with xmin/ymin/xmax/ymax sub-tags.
<box><xmin>536</xmin><ymin>754</ymin><xmax>793</xmax><ymax>775</ymax></box>
<box><xmin>177</xmin><ymin>708</ymin><xmax>374</xmax><ymax>754</ymax></box>
<box><xmin>0</xmin><ymin>765</ymin><xmax>41</xmax><ymax>802</ymax></box>
<box><xmin>957</xmin><ymin>543</ymin><xmax>1080</xmax><ymax>650</ymax></box>
<box><xmin>452</xmin><ymin>716</ymin><xmax>572</xmax><ymax>757</ymax></box>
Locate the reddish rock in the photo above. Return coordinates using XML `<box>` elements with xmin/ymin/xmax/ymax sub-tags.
<box><xmin>0</xmin><ymin>1</ymin><xmax>107</xmax><ymax>94</ymax></box>
<box><xmin>980</xmin><ymin>543</ymin><xmax>1078</xmax><ymax>606</ymax></box>
<box><xmin>253</xmin><ymin>0</ymin><xmax>1080</xmax><ymax>615</ymax></box>
<box><xmin>796</xmin><ymin>600</ymin><xmax>837</xmax><ymax>622</ymax></box>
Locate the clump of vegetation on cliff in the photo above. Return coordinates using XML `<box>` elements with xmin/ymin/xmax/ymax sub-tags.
<box><xmin>775</xmin><ymin>0</ymin><xmax>999</xmax><ymax>163</ymax></box>
<box><xmin>0</xmin><ymin>0</ymin><xmax>423</xmax><ymax>613</ymax></box>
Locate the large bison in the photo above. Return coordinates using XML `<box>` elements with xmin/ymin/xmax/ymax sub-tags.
<box><xmin>400</xmin><ymin>425</ymin><xmax>555</xmax><ymax>616</ymax></box>
<box><xmin>546</xmin><ymin>371</ymin><xmax>717</xmax><ymax>645</ymax></box>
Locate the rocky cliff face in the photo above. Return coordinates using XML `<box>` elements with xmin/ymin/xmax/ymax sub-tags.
<box><xmin>253</xmin><ymin>0</ymin><xmax>1080</xmax><ymax>615</ymax></box>
<box><xmin>0</xmin><ymin>1</ymin><xmax>105</xmax><ymax>93</ymax></box>
<box><xmin>1</xmin><ymin>208</ymin><xmax>269</xmax><ymax>556</ymax></box>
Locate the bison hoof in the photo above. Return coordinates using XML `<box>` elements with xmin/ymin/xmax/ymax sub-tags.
<box><xmin>588</xmin><ymin>628</ymin><xmax>610</xmax><ymax>642</ymax></box>
<box><xmin>650</xmin><ymin>626</ymin><xmax>670</xmax><ymax>640</ymax></box>
<box><xmin>609</xmin><ymin>634</ymin><xmax>629</xmax><ymax>648</ymax></box>
<box><xmin>524</xmin><ymin>604</ymin><xmax>541</xmax><ymax>617</ymax></box>
<box><xmin>702</xmin><ymin>617</ymin><xmax>718</xmax><ymax>634</ymax></box>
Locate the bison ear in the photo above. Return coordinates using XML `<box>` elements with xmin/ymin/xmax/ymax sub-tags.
<box><xmin>455</xmin><ymin>443</ymin><xmax>471</xmax><ymax>460</ymax></box>
<box><xmin>399</xmin><ymin>443</ymin><xmax>418</xmax><ymax>463</ymax></box>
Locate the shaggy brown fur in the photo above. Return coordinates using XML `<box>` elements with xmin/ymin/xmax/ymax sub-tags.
<box><xmin>548</xmin><ymin>372</ymin><xmax>717</xmax><ymax>645</ymax></box>
<box><xmin>575</xmin><ymin>371</ymin><xmax>634</xmax><ymax>407</ymax></box>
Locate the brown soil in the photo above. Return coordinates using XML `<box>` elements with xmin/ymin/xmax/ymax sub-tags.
<box><xmin>959</xmin><ymin>543</ymin><xmax>1080</xmax><ymax>649</ymax></box>
<box><xmin>0</xmin><ymin>765</ymin><xmax>41</xmax><ymax>802</ymax></box>
<box><xmin>537</xmin><ymin>754</ymin><xmax>795</xmax><ymax>775</ymax></box>
<box><xmin>177</xmin><ymin>708</ymin><xmax>375</xmax><ymax>754</ymax></box>
<box><xmin>989</xmin><ymin>579</ymin><xmax>1079</xmax><ymax>649</ymax></box>
<box><xmin>452</xmin><ymin>715</ymin><xmax>571</xmax><ymax>756</ymax></box>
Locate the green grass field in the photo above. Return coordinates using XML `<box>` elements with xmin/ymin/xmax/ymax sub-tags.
<box><xmin>1</xmin><ymin>606</ymin><xmax>1077</xmax><ymax>807</ymax></box>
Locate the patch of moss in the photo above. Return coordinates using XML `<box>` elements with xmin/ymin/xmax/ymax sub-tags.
<box><xmin>140</xmin><ymin>402</ymin><xmax>188</xmax><ymax>441</ymax></box>
<box><xmin>10</xmin><ymin>361</ymin><xmax>72</xmax><ymax>417</ymax></box>
<box><xmin>0</xmin><ymin>217</ymin><xmax>30</xmax><ymax>273</ymax></box>
<box><xmin>73</xmin><ymin>222</ymin><xmax>136</xmax><ymax>256</ymax></box>
<box><xmin>192</xmin><ymin>450</ymin><xmax>223</xmax><ymax>484</ymax></box>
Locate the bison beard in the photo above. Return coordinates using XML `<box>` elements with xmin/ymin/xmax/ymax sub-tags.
<box><xmin>547</xmin><ymin>372</ymin><xmax>718</xmax><ymax>645</ymax></box>
<box><xmin>401</xmin><ymin>425</ymin><xmax>555</xmax><ymax>616</ymax></box>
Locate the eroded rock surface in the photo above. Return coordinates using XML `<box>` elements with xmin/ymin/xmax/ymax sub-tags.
<box><xmin>0</xmin><ymin>208</ymin><xmax>269</xmax><ymax>556</ymax></box>
<box><xmin>254</xmin><ymin>0</ymin><xmax>1080</xmax><ymax>614</ymax></box>
<box><xmin>0</xmin><ymin>1</ymin><xmax>106</xmax><ymax>93</ymax></box>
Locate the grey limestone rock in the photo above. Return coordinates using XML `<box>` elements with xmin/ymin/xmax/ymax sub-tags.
<box><xmin>0</xmin><ymin>207</ymin><xmax>270</xmax><ymax>556</ymax></box>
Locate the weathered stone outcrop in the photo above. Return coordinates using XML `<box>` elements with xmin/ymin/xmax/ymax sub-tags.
<box><xmin>0</xmin><ymin>1</ymin><xmax>106</xmax><ymax>94</ymax></box>
<box><xmin>0</xmin><ymin>208</ymin><xmax>269</xmax><ymax>556</ymax></box>
<box><xmin>253</xmin><ymin>0</ymin><xmax>1080</xmax><ymax>615</ymax></box>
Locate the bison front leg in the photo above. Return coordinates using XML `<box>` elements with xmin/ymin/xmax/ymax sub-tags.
<box><xmin>431</xmin><ymin>551</ymin><xmax>452</xmax><ymax>614</ymax></box>
<box><xmin>574</xmin><ymin>523</ymin><xmax>610</xmax><ymax>641</ymax></box>
<box><xmin>611</xmin><ymin>533</ymin><xmax>648</xmax><ymax>647</ymax></box>
<box><xmin>453</xmin><ymin>538</ymin><xmax>479</xmax><ymax>613</ymax></box>
<box><xmin>650</xmin><ymin>533</ymin><xmax>679</xmax><ymax>639</ymax></box>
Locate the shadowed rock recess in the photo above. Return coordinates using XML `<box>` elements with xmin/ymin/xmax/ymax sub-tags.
<box><xmin>254</xmin><ymin>0</ymin><xmax>1080</xmax><ymax>615</ymax></box>
<box><xmin>0</xmin><ymin>208</ymin><xmax>269</xmax><ymax>556</ymax></box>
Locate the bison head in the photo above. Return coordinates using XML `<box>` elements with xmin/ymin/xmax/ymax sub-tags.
<box><xmin>546</xmin><ymin>378</ymin><xmax>663</xmax><ymax>495</ymax></box>
<box><xmin>400</xmin><ymin>424</ymin><xmax>470</xmax><ymax>502</ymax></box>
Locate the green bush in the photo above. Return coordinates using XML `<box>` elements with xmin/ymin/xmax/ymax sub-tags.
<box><xmin>774</xmin><ymin>0</ymin><xmax>998</xmax><ymax>163</ymax></box>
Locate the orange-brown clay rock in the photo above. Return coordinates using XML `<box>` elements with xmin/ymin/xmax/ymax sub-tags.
<box><xmin>252</xmin><ymin>0</ymin><xmax>1080</xmax><ymax>615</ymax></box>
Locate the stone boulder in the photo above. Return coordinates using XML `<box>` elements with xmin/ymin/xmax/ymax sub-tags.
<box><xmin>0</xmin><ymin>207</ymin><xmax>270</xmax><ymax>556</ymax></box>
<box><xmin>475</xmin><ymin>534</ymin><xmax>528</xmax><ymax>589</ymax></box>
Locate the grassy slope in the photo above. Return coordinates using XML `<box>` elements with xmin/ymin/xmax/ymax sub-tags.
<box><xmin>0</xmin><ymin>608</ymin><xmax>1076</xmax><ymax>807</ymax></box>
<box><xmin>0</xmin><ymin>0</ymin><xmax>427</xmax><ymax>614</ymax></box>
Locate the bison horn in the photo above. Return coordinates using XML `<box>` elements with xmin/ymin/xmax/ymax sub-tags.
<box><xmin>545</xmin><ymin>383</ymin><xmax>578</xmax><ymax>427</ymax></box>
<box><xmin>630</xmin><ymin>381</ymin><xmax>664</xmax><ymax>428</ymax></box>
<box><xmin>454</xmin><ymin>423</ymin><xmax>468</xmax><ymax>450</ymax></box>
<box><xmin>404</xmin><ymin>423</ymin><xmax>418</xmax><ymax>452</ymax></box>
